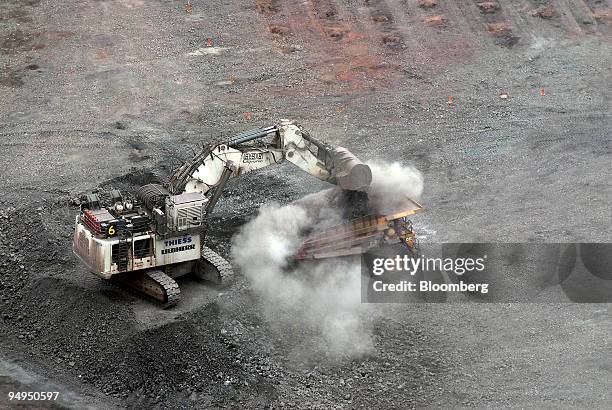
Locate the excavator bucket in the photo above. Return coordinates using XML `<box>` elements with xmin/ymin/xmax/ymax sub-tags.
<box><xmin>295</xmin><ymin>198</ymin><xmax>423</xmax><ymax>260</ymax></box>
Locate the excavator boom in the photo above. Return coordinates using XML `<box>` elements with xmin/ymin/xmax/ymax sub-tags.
<box><xmin>166</xmin><ymin>120</ymin><xmax>372</xmax><ymax>200</ymax></box>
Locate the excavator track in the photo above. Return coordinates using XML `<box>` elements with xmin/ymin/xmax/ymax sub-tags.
<box><xmin>111</xmin><ymin>270</ymin><xmax>180</xmax><ymax>309</ymax></box>
<box><xmin>196</xmin><ymin>246</ymin><xmax>234</xmax><ymax>284</ymax></box>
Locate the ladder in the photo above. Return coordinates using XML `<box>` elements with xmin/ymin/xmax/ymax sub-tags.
<box><xmin>115</xmin><ymin>225</ymin><xmax>130</xmax><ymax>272</ymax></box>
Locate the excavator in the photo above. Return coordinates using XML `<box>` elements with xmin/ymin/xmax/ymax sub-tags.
<box><xmin>73</xmin><ymin>120</ymin><xmax>423</xmax><ymax>307</ymax></box>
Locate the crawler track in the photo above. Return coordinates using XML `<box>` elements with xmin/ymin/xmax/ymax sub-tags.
<box><xmin>111</xmin><ymin>269</ymin><xmax>180</xmax><ymax>309</ymax></box>
<box><xmin>198</xmin><ymin>245</ymin><xmax>234</xmax><ymax>283</ymax></box>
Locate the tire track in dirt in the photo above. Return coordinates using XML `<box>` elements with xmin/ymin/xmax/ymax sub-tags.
<box><xmin>257</xmin><ymin>0</ymin><xmax>408</xmax><ymax>90</ymax></box>
<box><xmin>363</xmin><ymin>0</ymin><xmax>406</xmax><ymax>50</ymax></box>
<box><xmin>501</xmin><ymin>1</ymin><xmax>538</xmax><ymax>44</ymax></box>
<box><xmin>520</xmin><ymin>0</ymin><xmax>610</xmax><ymax>37</ymax></box>
<box><xmin>438</xmin><ymin>0</ymin><xmax>490</xmax><ymax>55</ymax></box>
<box><xmin>467</xmin><ymin>1</ymin><xmax>520</xmax><ymax>48</ymax></box>
<box><xmin>555</xmin><ymin>0</ymin><xmax>590</xmax><ymax>34</ymax></box>
<box><xmin>585</xmin><ymin>0</ymin><xmax>612</xmax><ymax>14</ymax></box>
<box><xmin>447</xmin><ymin>0</ymin><xmax>491</xmax><ymax>50</ymax></box>
<box><xmin>385</xmin><ymin>0</ymin><xmax>480</xmax><ymax>71</ymax></box>
<box><xmin>0</xmin><ymin>1</ymin><xmax>58</xmax><ymax>113</ymax></box>
<box><xmin>566</xmin><ymin>0</ymin><xmax>600</xmax><ymax>30</ymax></box>
<box><xmin>323</xmin><ymin>0</ymin><xmax>410</xmax><ymax>81</ymax></box>
<box><xmin>254</xmin><ymin>0</ymin><xmax>609</xmax><ymax>91</ymax></box>
<box><xmin>373</xmin><ymin>0</ymin><xmax>430</xmax><ymax>64</ymax></box>
<box><xmin>582</xmin><ymin>0</ymin><xmax>612</xmax><ymax>26</ymax></box>
<box><xmin>73</xmin><ymin>0</ymin><xmax>157</xmax><ymax>122</ymax></box>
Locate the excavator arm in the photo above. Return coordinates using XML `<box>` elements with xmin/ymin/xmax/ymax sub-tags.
<box><xmin>166</xmin><ymin>120</ymin><xmax>372</xmax><ymax>203</ymax></box>
<box><xmin>163</xmin><ymin>119</ymin><xmax>421</xmax><ymax>259</ymax></box>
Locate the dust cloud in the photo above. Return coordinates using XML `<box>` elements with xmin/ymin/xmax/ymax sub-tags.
<box><xmin>231</xmin><ymin>162</ymin><xmax>424</xmax><ymax>358</ymax></box>
<box><xmin>367</xmin><ymin>161</ymin><xmax>424</xmax><ymax>212</ymax></box>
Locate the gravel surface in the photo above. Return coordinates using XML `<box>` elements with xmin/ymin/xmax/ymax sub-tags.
<box><xmin>1</xmin><ymin>0</ymin><xmax>611</xmax><ymax>408</ymax></box>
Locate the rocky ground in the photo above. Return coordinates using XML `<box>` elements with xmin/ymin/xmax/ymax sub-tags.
<box><xmin>1</xmin><ymin>0</ymin><xmax>611</xmax><ymax>408</ymax></box>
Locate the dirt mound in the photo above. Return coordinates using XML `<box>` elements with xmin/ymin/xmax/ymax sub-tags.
<box><xmin>477</xmin><ymin>1</ymin><xmax>500</xmax><ymax>14</ymax></box>
<box><xmin>0</xmin><ymin>204</ymin><xmax>71</xmax><ymax>300</ymax></box>
<box><xmin>99</xmin><ymin>168</ymin><xmax>163</xmax><ymax>193</ymax></box>
<box><xmin>531</xmin><ymin>5</ymin><xmax>557</xmax><ymax>19</ymax></box>
<box><xmin>424</xmin><ymin>15</ymin><xmax>448</xmax><ymax>27</ymax></box>
<box><xmin>0</xmin><ymin>191</ymin><xmax>278</xmax><ymax>407</ymax></box>
<box><xmin>418</xmin><ymin>0</ymin><xmax>438</xmax><ymax>9</ymax></box>
<box><xmin>3</xmin><ymin>275</ymin><xmax>277</xmax><ymax>406</ymax></box>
